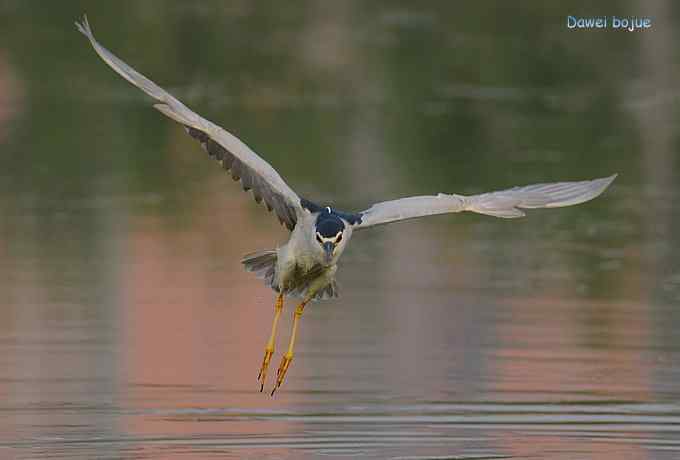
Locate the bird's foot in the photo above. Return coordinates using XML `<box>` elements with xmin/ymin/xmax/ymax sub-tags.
<box><xmin>257</xmin><ymin>348</ymin><xmax>274</xmax><ymax>392</ymax></box>
<box><xmin>271</xmin><ymin>353</ymin><xmax>293</xmax><ymax>396</ymax></box>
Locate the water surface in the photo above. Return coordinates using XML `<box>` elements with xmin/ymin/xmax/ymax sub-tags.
<box><xmin>1</xmin><ymin>2</ymin><xmax>679</xmax><ymax>458</ymax></box>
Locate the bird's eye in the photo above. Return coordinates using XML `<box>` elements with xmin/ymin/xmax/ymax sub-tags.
<box><xmin>316</xmin><ymin>233</ymin><xmax>323</xmax><ymax>244</ymax></box>
<box><xmin>336</xmin><ymin>233</ymin><xmax>342</xmax><ymax>243</ymax></box>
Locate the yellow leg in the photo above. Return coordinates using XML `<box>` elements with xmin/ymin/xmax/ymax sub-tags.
<box><xmin>257</xmin><ymin>293</ymin><xmax>284</xmax><ymax>392</ymax></box>
<box><xmin>271</xmin><ymin>300</ymin><xmax>308</xmax><ymax>396</ymax></box>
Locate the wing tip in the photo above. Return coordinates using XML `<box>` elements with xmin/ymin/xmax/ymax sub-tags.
<box><xmin>74</xmin><ymin>14</ymin><xmax>92</xmax><ymax>38</ymax></box>
<box><xmin>587</xmin><ymin>172</ymin><xmax>618</xmax><ymax>198</ymax></box>
<box><xmin>602</xmin><ymin>173</ymin><xmax>618</xmax><ymax>188</ymax></box>
<box><xmin>542</xmin><ymin>173</ymin><xmax>617</xmax><ymax>209</ymax></box>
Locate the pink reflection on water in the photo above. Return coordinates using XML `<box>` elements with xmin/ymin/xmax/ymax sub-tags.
<box><xmin>492</xmin><ymin>293</ymin><xmax>652</xmax><ymax>459</ymax></box>
<box><xmin>118</xmin><ymin>170</ymin><xmax>300</xmax><ymax>450</ymax></box>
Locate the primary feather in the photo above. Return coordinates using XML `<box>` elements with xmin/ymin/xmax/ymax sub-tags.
<box><xmin>76</xmin><ymin>15</ymin><xmax>302</xmax><ymax>230</ymax></box>
<box><xmin>356</xmin><ymin>174</ymin><xmax>617</xmax><ymax>228</ymax></box>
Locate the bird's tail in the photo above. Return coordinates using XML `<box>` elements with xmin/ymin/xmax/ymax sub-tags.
<box><xmin>241</xmin><ymin>250</ymin><xmax>278</xmax><ymax>291</ymax></box>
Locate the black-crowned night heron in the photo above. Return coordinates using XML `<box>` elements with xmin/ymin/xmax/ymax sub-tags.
<box><xmin>77</xmin><ymin>16</ymin><xmax>616</xmax><ymax>395</ymax></box>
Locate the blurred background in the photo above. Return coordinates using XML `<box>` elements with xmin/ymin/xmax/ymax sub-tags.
<box><xmin>1</xmin><ymin>1</ymin><xmax>679</xmax><ymax>459</ymax></box>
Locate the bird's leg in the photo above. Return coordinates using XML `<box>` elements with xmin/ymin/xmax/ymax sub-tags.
<box><xmin>257</xmin><ymin>293</ymin><xmax>284</xmax><ymax>392</ymax></box>
<box><xmin>271</xmin><ymin>299</ymin><xmax>308</xmax><ymax>396</ymax></box>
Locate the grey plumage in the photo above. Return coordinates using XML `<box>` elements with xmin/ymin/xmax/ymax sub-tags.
<box><xmin>242</xmin><ymin>249</ymin><xmax>337</xmax><ymax>300</ymax></box>
<box><xmin>76</xmin><ymin>16</ymin><xmax>616</xmax><ymax>303</ymax></box>
<box><xmin>356</xmin><ymin>174</ymin><xmax>617</xmax><ymax>228</ymax></box>
<box><xmin>242</xmin><ymin>250</ymin><xmax>278</xmax><ymax>289</ymax></box>
<box><xmin>75</xmin><ymin>16</ymin><xmax>301</xmax><ymax>231</ymax></box>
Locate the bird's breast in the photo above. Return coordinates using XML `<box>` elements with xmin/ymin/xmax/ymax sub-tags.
<box><xmin>279</xmin><ymin>260</ymin><xmax>330</xmax><ymax>292</ymax></box>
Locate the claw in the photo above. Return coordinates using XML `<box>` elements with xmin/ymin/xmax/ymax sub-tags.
<box><xmin>271</xmin><ymin>353</ymin><xmax>293</xmax><ymax>396</ymax></box>
<box><xmin>257</xmin><ymin>348</ymin><xmax>274</xmax><ymax>392</ymax></box>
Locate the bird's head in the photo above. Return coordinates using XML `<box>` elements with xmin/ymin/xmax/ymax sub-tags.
<box><xmin>314</xmin><ymin>207</ymin><xmax>347</xmax><ymax>264</ymax></box>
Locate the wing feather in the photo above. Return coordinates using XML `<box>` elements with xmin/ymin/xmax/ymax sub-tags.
<box><xmin>76</xmin><ymin>16</ymin><xmax>301</xmax><ymax>230</ymax></box>
<box><xmin>356</xmin><ymin>175</ymin><xmax>616</xmax><ymax>229</ymax></box>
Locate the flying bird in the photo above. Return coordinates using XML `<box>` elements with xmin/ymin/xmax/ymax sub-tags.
<box><xmin>76</xmin><ymin>16</ymin><xmax>616</xmax><ymax>395</ymax></box>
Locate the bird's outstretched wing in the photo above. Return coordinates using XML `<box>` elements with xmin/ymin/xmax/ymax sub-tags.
<box><xmin>355</xmin><ymin>174</ymin><xmax>617</xmax><ymax>229</ymax></box>
<box><xmin>76</xmin><ymin>16</ymin><xmax>301</xmax><ymax>230</ymax></box>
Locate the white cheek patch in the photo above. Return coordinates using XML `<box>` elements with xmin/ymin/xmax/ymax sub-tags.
<box><xmin>316</xmin><ymin>231</ymin><xmax>343</xmax><ymax>244</ymax></box>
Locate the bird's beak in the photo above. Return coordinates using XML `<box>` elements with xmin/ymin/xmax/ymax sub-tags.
<box><xmin>322</xmin><ymin>242</ymin><xmax>335</xmax><ymax>262</ymax></box>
